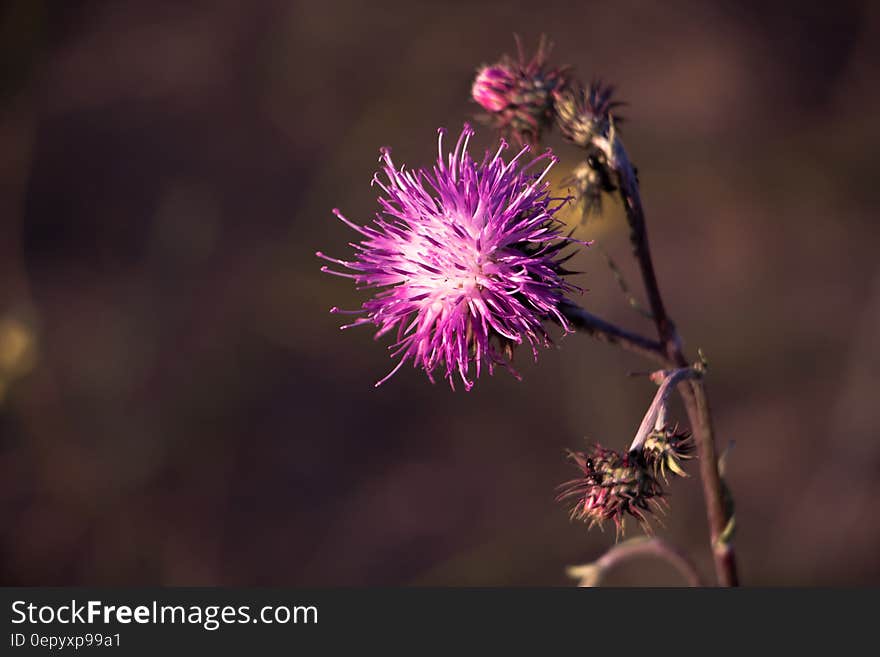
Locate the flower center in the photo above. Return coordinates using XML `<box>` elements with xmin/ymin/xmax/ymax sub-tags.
<box><xmin>406</xmin><ymin>224</ymin><xmax>493</xmax><ymax>307</ymax></box>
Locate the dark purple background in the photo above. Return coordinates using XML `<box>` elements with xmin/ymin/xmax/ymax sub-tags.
<box><xmin>1</xmin><ymin>0</ymin><xmax>878</xmax><ymax>585</ymax></box>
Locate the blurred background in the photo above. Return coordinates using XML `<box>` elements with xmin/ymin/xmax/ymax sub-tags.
<box><xmin>1</xmin><ymin>0</ymin><xmax>878</xmax><ymax>586</ymax></box>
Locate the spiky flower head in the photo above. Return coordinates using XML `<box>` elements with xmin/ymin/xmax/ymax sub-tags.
<box><xmin>471</xmin><ymin>36</ymin><xmax>571</xmax><ymax>147</ymax></box>
<box><xmin>643</xmin><ymin>426</ymin><xmax>694</xmax><ymax>483</ymax></box>
<box><xmin>557</xmin><ymin>445</ymin><xmax>665</xmax><ymax>536</ymax></box>
<box><xmin>554</xmin><ymin>80</ymin><xmax>623</xmax><ymax>148</ymax></box>
<box><xmin>566</xmin><ymin>155</ymin><xmax>618</xmax><ymax>222</ymax></box>
<box><xmin>317</xmin><ymin>125</ymin><xmax>580</xmax><ymax>391</ymax></box>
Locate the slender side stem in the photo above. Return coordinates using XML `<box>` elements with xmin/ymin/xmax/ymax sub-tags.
<box><xmin>591</xmin><ymin>124</ymin><xmax>739</xmax><ymax>587</ymax></box>
<box><xmin>568</xmin><ymin>537</ymin><xmax>703</xmax><ymax>587</ymax></box>
<box><xmin>558</xmin><ymin>300</ymin><xmax>667</xmax><ymax>366</ymax></box>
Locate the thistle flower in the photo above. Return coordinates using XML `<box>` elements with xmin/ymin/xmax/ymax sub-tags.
<box><xmin>554</xmin><ymin>80</ymin><xmax>623</xmax><ymax>148</ymax></box>
<box><xmin>643</xmin><ymin>426</ymin><xmax>694</xmax><ymax>483</ymax></box>
<box><xmin>317</xmin><ymin>125</ymin><xmax>580</xmax><ymax>391</ymax></box>
<box><xmin>557</xmin><ymin>445</ymin><xmax>665</xmax><ymax>536</ymax></box>
<box><xmin>471</xmin><ymin>36</ymin><xmax>571</xmax><ymax>147</ymax></box>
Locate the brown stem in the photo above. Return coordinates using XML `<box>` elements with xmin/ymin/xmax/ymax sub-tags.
<box><xmin>590</xmin><ymin>124</ymin><xmax>739</xmax><ymax>587</ymax></box>
<box><xmin>558</xmin><ymin>300</ymin><xmax>667</xmax><ymax>366</ymax></box>
<box><xmin>679</xmin><ymin>380</ymin><xmax>739</xmax><ymax>586</ymax></box>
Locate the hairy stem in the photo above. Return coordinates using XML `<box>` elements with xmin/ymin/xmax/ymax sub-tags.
<box><xmin>591</xmin><ymin>123</ymin><xmax>739</xmax><ymax>587</ymax></box>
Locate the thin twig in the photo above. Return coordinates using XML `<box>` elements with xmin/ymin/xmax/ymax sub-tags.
<box><xmin>567</xmin><ymin>537</ymin><xmax>703</xmax><ymax>587</ymax></box>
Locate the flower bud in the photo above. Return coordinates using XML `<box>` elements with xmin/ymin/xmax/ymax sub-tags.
<box><xmin>471</xmin><ymin>36</ymin><xmax>571</xmax><ymax>147</ymax></box>
<box><xmin>471</xmin><ymin>66</ymin><xmax>514</xmax><ymax>113</ymax></box>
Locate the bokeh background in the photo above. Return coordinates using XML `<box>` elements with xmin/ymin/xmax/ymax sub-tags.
<box><xmin>1</xmin><ymin>0</ymin><xmax>878</xmax><ymax>586</ymax></box>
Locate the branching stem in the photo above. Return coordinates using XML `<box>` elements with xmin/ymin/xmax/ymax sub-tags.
<box><xmin>558</xmin><ymin>300</ymin><xmax>666</xmax><ymax>365</ymax></box>
<box><xmin>566</xmin><ymin>119</ymin><xmax>740</xmax><ymax>586</ymax></box>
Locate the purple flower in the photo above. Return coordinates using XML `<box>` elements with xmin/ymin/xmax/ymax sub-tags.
<box><xmin>317</xmin><ymin>125</ymin><xmax>581</xmax><ymax>390</ymax></box>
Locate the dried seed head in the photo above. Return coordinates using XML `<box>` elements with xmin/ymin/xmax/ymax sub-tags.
<box><xmin>557</xmin><ymin>444</ymin><xmax>665</xmax><ymax>537</ymax></box>
<box><xmin>554</xmin><ymin>81</ymin><xmax>623</xmax><ymax>148</ymax></box>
